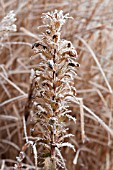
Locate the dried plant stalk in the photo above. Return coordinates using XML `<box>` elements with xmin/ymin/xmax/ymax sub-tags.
<box><xmin>16</xmin><ymin>10</ymin><xmax>79</xmax><ymax>170</ymax></box>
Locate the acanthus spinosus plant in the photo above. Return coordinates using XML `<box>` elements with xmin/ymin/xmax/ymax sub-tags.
<box><xmin>16</xmin><ymin>10</ymin><xmax>80</xmax><ymax>170</ymax></box>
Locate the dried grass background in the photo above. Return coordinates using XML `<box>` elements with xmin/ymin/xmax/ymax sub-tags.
<box><xmin>0</xmin><ymin>0</ymin><xmax>113</xmax><ymax>170</ymax></box>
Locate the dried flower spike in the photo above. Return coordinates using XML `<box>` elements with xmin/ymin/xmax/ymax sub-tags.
<box><xmin>25</xmin><ymin>9</ymin><xmax>79</xmax><ymax>170</ymax></box>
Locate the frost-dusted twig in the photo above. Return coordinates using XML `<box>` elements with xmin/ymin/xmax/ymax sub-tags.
<box><xmin>73</xmin><ymin>149</ymin><xmax>80</xmax><ymax>165</ymax></box>
<box><xmin>73</xmin><ymin>147</ymin><xmax>96</xmax><ymax>165</ymax></box>
<box><xmin>79</xmin><ymin>98</ymin><xmax>86</xmax><ymax>143</ymax></box>
<box><xmin>0</xmin><ymin>73</ymin><xmax>26</xmax><ymax>95</ymax></box>
<box><xmin>0</xmin><ymin>94</ymin><xmax>28</xmax><ymax>107</ymax></box>
<box><xmin>24</xmin><ymin>10</ymin><xmax>79</xmax><ymax>169</ymax></box>
<box><xmin>20</xmin><ymin>27</ymin><xmax>39</xmax><ymax>40</ymax></box>
<box><xmin>0</xmin><ymin>11</ymin><xmax>17</xmax><ymax>40</ymax></box>
<box><xmin>1</xmin><ymin>160</ymin><xmax>5</xmax><ymax>170</ymax></box>
<box><xmin>57</xmin><ymin>142</ymin><xmax>75</xmax><ymax>152</ymax></box>
<box><xmin>23</xmin><ymin>116</ymin><xmax>28</xmax><ymax>143</ymax></box>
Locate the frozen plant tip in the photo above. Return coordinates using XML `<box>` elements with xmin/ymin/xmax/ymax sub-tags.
<box><xmin>24</xmin><ymin>9</ymin><xmax>80</xmax><ymax>170</ymax></box>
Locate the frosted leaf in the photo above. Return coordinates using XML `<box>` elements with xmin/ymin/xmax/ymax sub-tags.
<box><xmin>67</xmin><ymin>69</ymin><xmax>77</xmax><ymax>77</ymax></box>
<box><xmin>57</xmin><ymin>93</ymin><xmax>64</xmax><ymax>98</ymax></box>
<box><xmin>58</xmin><ymin>40</ymin><xmax>72</xmax><ymax>51</ymax></box>
<box><xmin>57</xmin><ymin>88</ymin><xmax>72</xmax><ymax>98</ymax></box>
<box><xmin>57</xmin><ymin>142</ymin><xmax>75</xmax><ymax>152</ymax></box>
<box><xmin>32</xmin><ymin>143</ymin><xmax>38</xmax><ymax>167</ymax></box>
<box><xmin>65</xmin><ymin>72</ymin><xmax>74</xmax><ymax>80</ymax></box>
<box><xmin>37</xmin><ymin>105</ymin><xmax>46</xmax><ymax>112</ymax></box>
<box><xmin>56</xmin><ymin>102</ymin><xmax>69</xmax><ymax>113</ymax></box>
<box><xmin>73</xmin><ymin>149</ymin><xmax>80</xmax><ymax>165</ymax></box>
<box><xmin>60</xmin><ymin>48</ymin><xmax>77</xmax><ymax>58</ymax></box>
<box><xmin>58</xmin><ymin>110</ymin><xmax>71</xmax><ymax>117</ymax></box>
<box><xmin>64</xmin><ymin>96</ymin><xmax>76</xmax><ymax>102</ymax></box>
<box><xmin>59</xmin><ymin>134</ymin><xmax>74</xmax><ymax>142</ymax></box>
<box><xmin>62</xmin><ymin>91</ymin><xmax>74</xmax><ymax>98</ymax></box>
<box><xmin>65</xmin><ymin>114</ymin><xmax>76</xmax><ymax>123</ymax></box>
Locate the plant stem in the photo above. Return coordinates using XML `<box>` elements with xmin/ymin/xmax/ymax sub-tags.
<box><xmin>49</xmin><ymin>48</ymin><xmax>57</xmax><ymax>170</ymax></box>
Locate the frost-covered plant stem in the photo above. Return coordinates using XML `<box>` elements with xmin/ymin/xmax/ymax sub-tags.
<box><xmin>17</xmin><ymin>10</ymin><xmax>79</xmax><ymax>170</ymax></box>
<box><xmin>50</xmin><ymin>51</ymin><xmax>57</xmax><ymax>169</ymax></box>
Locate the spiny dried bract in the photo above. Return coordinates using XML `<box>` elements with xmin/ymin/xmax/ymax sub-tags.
<box><xmin>30</xmin><ymin>10</ymin><xmax>79</xmax><ymax>169</ymax></box>
<box><xmin>0</xmin><ymin>10</ymin><xmax>17</xmax><ymax>39</ymax></box>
